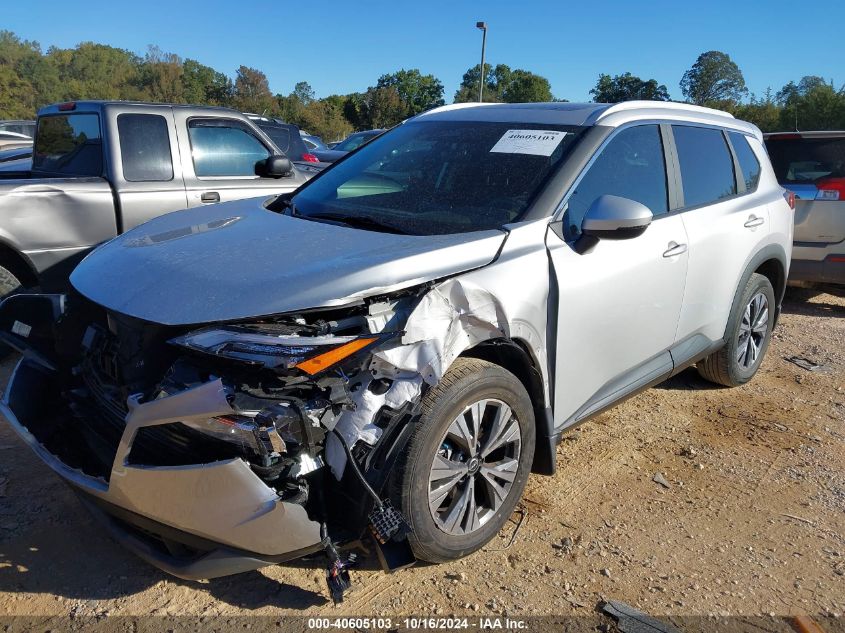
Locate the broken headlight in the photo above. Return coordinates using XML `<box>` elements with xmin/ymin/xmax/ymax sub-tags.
<box><xmin>169</xmin><ymin>325</ymin><xmax>384</xmax><ymax>374</ymax></box>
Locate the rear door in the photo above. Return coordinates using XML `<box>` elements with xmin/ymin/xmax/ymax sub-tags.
<box><xmin>107</xmin><ymin>106</ymin><xmax>189</xmax><ymax>231</ymax></box>
<box><xmin>765</xmin><ymin>133</ymin><xmax>845</xmax><ymax>244</ymax></box>
<box><xmin>547</xmin><ymin>124</ymin><xmax>689</xmax><ymax>426</ymax></box>
<box><xmin>172</xmin><ymin>113</ymin><xmax>303</xmax><ymax>207</ymax></box>
<box><xmin>672</xmin><ymin>125</ymin><xmax>769</xmax><ymax>344</ymax></box>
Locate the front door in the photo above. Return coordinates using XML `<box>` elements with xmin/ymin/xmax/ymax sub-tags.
<box><xmin>546</xmin><ymin>124</ymin><xmax>689</xmax><ymax>427</ymax></box>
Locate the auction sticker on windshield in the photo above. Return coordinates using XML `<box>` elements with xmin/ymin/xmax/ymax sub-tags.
<box><xmin>489</xmin><ymin>129</ymin><xmax>568</xmax><ymax>156</ymax></box>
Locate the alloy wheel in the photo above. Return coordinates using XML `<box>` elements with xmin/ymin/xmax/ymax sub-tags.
<box><xmin>428</xmin><ymin>398</ymin><xmax>522</xmax><ymax>535</ymax></box>
<box><xmin>736</xmin><ymin>292</ymin><xmax>769</xmax><ymax>369</ymax></box>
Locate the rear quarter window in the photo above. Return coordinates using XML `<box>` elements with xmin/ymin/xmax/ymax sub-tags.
<box><xmin>117</xmin><ymin>114</ymin><xmax>174</xmax><ymax>182</ymax></box>
<box><xmin>728</xmin><ymin>132</ymin><xmax>761</xmax><ymax>191</ymax></box>
<box><xmin>673</xmin><ymin>125</ymin><xmax>736</xmax><ymax>208</ymax></box>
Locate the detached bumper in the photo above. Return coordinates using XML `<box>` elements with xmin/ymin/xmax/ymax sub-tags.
<box><xmin>0</xmin><ymin>358</ymin><xmax>324</xmax><ymax>580</ymax></box>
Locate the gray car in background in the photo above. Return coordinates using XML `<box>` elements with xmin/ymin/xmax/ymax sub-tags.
<box><xmin>764</xmin><ymin>131</ymin><xmax>845</xmax><ymax>285</ymax></box>
<box><xmin>0</xmin><ymin>101</ymin><xmax>792</xmax><ymax>602</ymax></box>
<box><xmin>312</xmin><ymin>129</ymin><xmax>385</xmax><ymax>163</ymax></box>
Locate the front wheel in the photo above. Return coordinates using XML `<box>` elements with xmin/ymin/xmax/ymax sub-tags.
<box><xmin>391</xmin><ymin>357</ymin><xmax>535</xmax><ymax>563</ymax></box>
<box><xmin>697</xmin><ymin>273</ymin><xmax>775</xmax><ymax>387</ymax></box>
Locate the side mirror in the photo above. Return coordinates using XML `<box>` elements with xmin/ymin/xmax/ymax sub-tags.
<box><xmin>581</xmin><ymin>194</ymin><xmax>653</xmax><ymax>240</ymax></box>
<box><xmin>256</xmin><ymin>155</ymin><xmax>293</xmax><ymax>178</ymax></box>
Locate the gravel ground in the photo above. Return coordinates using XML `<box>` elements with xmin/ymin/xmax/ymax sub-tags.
<box><xmin>0</xmin><ymin>286</ymin><xmax>842</xmax><ymax>628</ymax></box>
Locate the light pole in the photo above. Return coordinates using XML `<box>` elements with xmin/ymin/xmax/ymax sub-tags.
<box><xmin>476</xmin><ymin>21</ymin><xmax>487</xmax><ymax>103</ymax></box>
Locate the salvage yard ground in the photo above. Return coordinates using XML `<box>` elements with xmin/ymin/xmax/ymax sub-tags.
<box><xmin>0</xmin><ymin>287</ymin><xmax>843</xmax><ymax>625</ymax></box>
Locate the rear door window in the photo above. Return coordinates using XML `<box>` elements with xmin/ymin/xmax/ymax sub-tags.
<box><xmin>33</xmin><ymin>113</ymin><xmax>103</xmax><ymax>176</ymax></box>
<box><xmin>565</xmin><ymin>124</ymin><xmax>668</xmax><ymax>237</ymax></box>
<box><xmin>118</xmin><ymin>114</ymin><xmax>173</xmax><ymax>182</ymax></box>
<box><xmin>673</xmin><ymin>126</ymin><xmax>736</xmax><ymax>207</ymax></box>
<box><xmin>728</xmin><ymin>132</ymin><xmax>761</xmax><ymax>191</ymax></box>
<box><xmin>187</xmin><ymin>118</ymin><xmax>270</xmax><ymax>177</ymax></box>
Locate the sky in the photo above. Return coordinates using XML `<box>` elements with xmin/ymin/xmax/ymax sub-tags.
<box><xmin>4</xmin><ymin>0</ymin><xmax>843</xmax><ymax>103</ymax></box>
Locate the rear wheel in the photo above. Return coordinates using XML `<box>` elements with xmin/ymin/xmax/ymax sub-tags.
<box><xmin>391</xmin><ymin>358</ymin><xmax>535</xmax><ymax>563</ymax></box>
<box><xmin>697</xmin><ymin>273</ymin><xmax>775</xmax><ymax>387</ymax></box>
<box><xmin>0</xmin><ymin>265</ymin><xmax>24</xmax><ymax>359</ymax></box>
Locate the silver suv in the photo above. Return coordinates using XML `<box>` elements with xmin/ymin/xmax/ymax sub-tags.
<box><xmin>0</xmin><ymin>101</ymin><xmax>793</xmax><ymax>599</ymax></box>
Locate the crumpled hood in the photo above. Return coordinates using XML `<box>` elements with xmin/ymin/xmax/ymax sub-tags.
<box><xmin>70</xmin><ymin>197</ymin><xmax>506</xmax><ymax>326</ymax></box>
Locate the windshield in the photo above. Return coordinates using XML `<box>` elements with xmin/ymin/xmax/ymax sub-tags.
<box><xmin>766</xmin><ymin>136</ymin><xmax>845</xmax><ymax>184</ymax></box>
<box><xmin>291</xmin><ymin>120</ymin><xmax>583</xmax><ymax>235</ymax></box>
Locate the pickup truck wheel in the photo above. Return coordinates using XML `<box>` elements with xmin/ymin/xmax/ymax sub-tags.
<box><xmin>0</xmin><ymin>265</ymin><xmax>22</xmax><ymax>298</ymax></box>
<box><xmin>391</xmin><ymin>358</ymin><xmax>535</xmax><ymax>563</ymax></box>
<box><xmin>0</xmin><ymin>265</ymin><xmax>23</xmax><ymax>359</ymax></box>
<box><xmin>697</xmin><ymin>273</ymin><xmax>775</xmax><ymax>387</ymax></box>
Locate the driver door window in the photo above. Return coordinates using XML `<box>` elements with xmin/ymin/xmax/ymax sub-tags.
<box><xmin>565</xmin><ymin>125</ymin><xmax>668</xmax><ymax>238</ymax></box>
<box><xmin>187</xmin><ymin>119</ymin><xmax>270</xmax><ymax>177</ymax></box>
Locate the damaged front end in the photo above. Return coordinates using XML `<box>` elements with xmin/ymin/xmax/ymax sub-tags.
<box><xmin>0</xmin><ymin>288</ymin><xmax>434</xmax><ymax>600</ymax></box>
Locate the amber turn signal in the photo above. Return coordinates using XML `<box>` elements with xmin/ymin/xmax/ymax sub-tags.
<box><xmin>295</xmin><ymin>337</ymin><xmax>379</xmax><ymax>375</ymax></box>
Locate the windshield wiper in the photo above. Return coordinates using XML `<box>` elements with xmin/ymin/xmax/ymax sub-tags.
<box><xmin>268</xmin><ymin>196</ymin><xmax>301</xmax><ymax>216</ymax></box>
<box><xmin>303</xmin><ymin>212</ymin><xmax>410</xmax><ymax>235</ymax></box>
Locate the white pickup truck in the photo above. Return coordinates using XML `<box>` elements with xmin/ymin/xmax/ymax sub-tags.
<box><xmin>0</xmin><ymin>101</ymin><xmax>308</xmax><ymax>294</ymax></box>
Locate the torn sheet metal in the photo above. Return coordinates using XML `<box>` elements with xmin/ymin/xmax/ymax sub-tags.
<box><xmin>327</xmin><ymin>278</ymin><xmax>507</xmax><ymax>479</ymax></box>
<box><xmin>374</xmin><ymin>278</ymin><xmax>508</xmax><ymax>384</ymax></box>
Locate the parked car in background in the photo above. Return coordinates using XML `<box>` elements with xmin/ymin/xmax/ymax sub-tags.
<box><xmin>0</xmin><ymin>120</ymin><xmax>35</xmax><ymax>138</ymax></box>
<box><xmin>764</xmin><ymin>131</ymin><xmax>844</xmax><ymax>285</ymax></box>
<box><xmin>245</xmin><ymin>115</ymin><xmax>326</xmax><ymax>173</ymax></box>
<box><xmin>0</xmin><ymin>101</ymin><xmax>309</xmax><ymax>295</ymax></box>
<box><xmin>0</xmin><ymin>131</ymin><xmax>33</xmax><ymax>150</ymax></box>
<box><xmin>301</xmin><ymin>132</ymin><xmax>328</xmax><ymax>152</ymax></box>
<box><xmin>312</xmin><ymin>129</ymin><xmax>385</xmax><ymax>163</ymax></box>
<box><xmin>0</xmin><ymin>101</ymin><xmax>791</xmax><ymax>602</ymax></box>
<box><xmin>0</xmin><ymin>145</ymin><xmax>31</xmax><ymax>164</ymax></box>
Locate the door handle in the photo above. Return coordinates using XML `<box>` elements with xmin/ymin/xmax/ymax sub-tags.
<box><xmin>744</xmin><ymin>215</ymin><xmax>765</xmax><ymax>228</ymax></box>
<box><xmin>663</xmin><ymin>241</ymin><xmax>687</xmax><ymax>258</ymax></box>
<box><xmin>200</xmin><ymin>191</ymin><xmax>220</xmax><ymax>203</ymax></box>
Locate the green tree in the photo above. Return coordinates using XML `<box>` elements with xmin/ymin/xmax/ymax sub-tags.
<box><xmin>300</xmin><ymin>99</ymin><xmax>353</xmax><ymax>141</ymax></box>
<box><xmin>363</xmin><ymin>86</ymin><xmax>407</xmax><ymax>128</ymax></box>
<box><xmin>777</xmin><ymin>80</ymin><xmax>845</xmax><ymax>131</ymax></box>
<box><xmin>181</xmin><ymin>59</ymin><xmax>232</xmax><ymax>105</ymax></box>
<box><xmin>729</xmin><ymin>89</ymin><xmax>782</xmax><ymax>132</ymax></box>
<box><xmin>47</xmin><ymin>42</ymin><xmax>146</xmax><ymax>101</ymax></box>
<box><xmin>376</xmin><ymin>68</ymin><xmax>444</xmax><ymax>115</ymax></box>
<box><xmin>454</xmin><ymin>63</ymin><xmax>553</xmax><ymax>103</ymax></box>
<box><xmin>233</xmin><ymin>65</ymin><xmax>275</xmax><ymax>114</ymax></box>
<box><xmin>140</xmin><ymin>46</ymin><xmax>184</xmax><ymax>103</ymax></box>
<box><xmin>500</xmin><ymin>69</ymin><xmax>552</xmax><ymax>102</ymax></box>
<box><xmin>292</xmin><ymin>81</ymin><xmax>315</xmax><ymax>105</ymax></box>
<box><xmin>680</xmin><ymin>51</ymin><xmax>747</xmax><ymax>106</ymax></box>
<box><xmin>590</xmin><ymin>72</ymin><xmax>669</xmax><ymax>102</ymax></box>
<box><xmin>454</xmin><ymin>63</ymin><xmax>512</xmax><ymax>102</ymax></box>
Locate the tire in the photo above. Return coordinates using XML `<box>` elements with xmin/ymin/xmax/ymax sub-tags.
<box><xmin>391</xmin><ymin>357</ymin><xmax>536</xmax><ymax>563</ymax></box>
<box><xmin>0</xmin><ymin>265</ymin><xmax>22</xmax><ymax>298</ymax></box>
<box><xmin>697</xmin><ymin>273</ymin><xmax>775</xmax><ymax>387</ymax></box>
<box><xmin>0</xmin><ymin>265</ymin><xmax>23</xmax><ymax>360</ymax></box>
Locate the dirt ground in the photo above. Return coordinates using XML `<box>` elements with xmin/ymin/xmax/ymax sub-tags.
<box><xmin>0</xmin><ymin>286</ymin><xmax>843</xmax><ymax>628</ymax></box>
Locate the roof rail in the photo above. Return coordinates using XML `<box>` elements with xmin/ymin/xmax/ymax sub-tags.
<box><xmin>595</xmin><ymin>100</ymin><xmax>735</xmax><ymax>122</ymax></box>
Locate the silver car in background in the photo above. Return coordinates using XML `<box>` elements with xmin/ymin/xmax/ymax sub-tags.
<box><xmin>0</xmin><ymin>101</ymin><xmax>792</xmax><ymax>601</ymax></box>
<box><xmin>765</xmin><ymin>131</ymin><xmax>845</xmax><ymax>285</ymax></box>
